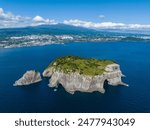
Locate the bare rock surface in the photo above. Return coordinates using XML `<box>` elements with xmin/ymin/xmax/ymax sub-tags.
<box><xmin>43</xmin><ymin>63</ymin><xmax>128</xmax><ymax>94</ymax></box>
<box><xmin>14</xmin><ymin>70</ymin><xmax>42</xmax><ymax>86</ymax></box>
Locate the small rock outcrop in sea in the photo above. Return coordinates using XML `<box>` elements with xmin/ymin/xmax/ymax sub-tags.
<box><xmin>13</xmin><ymin>70</ymin><xmax>42</xmax><ymax>86</ymax></box>
<box><xmin>43</xmin><ymin>56</ymin><xmax>128</xmax><ymax>94</ymax></box>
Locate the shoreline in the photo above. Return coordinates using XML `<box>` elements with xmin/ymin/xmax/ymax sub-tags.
<box><xmin>1</xmin><ymin>41</ymin><xmax>150</xmax><ymax>49</ymax></box>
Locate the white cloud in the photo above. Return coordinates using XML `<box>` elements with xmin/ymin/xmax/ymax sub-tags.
<box><xmin>0</xmin><ymin>8</ymin><xmax>57</xmax><ymax>28</ymax></box>
<box><xmin>0</xmin><ymin>8</ymin><xmax>4</xmax><ymax>14</ymax></box>
<box><xmin>32</xmin><ymin>15</ymin><xmax>57</xmax><ymax>26</ymax></box>
<box><xmin>63</xmin><ymin>19</ymin><xmax>150</xmax><ymax>30</ymax></box>
<box><xmin>33</xmin><ymin>16</ymin><xmax>45</xmax><ymax>22</ymax></box>
<box><xmin>0</xmin><ymin>8</ymin><xmax>31</xmax><ymax>28</ymax></box>
<box><xmin>99</xmin><ymin>15</ymin><xmax>105</xmax><ymax>19</ymax></box>
<box><xmin>63</xmin><ymin>19</ymin><xmax>125</xmax><ymax>29</ymax></box>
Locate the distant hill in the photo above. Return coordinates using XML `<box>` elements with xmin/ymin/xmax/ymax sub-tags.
<box><xmin>0</xmin><ymin>24</ymin><xmax>150</xmax><ymax>48</ymax></box>
<box><xmin>0</xmin><ymin>23</ymin><xmax>150</xmax><ymax>37</ymax></box>
<box><xmin>0</xmin><ymin>24</ymin><xmax>99</xmax><ymax>37</ymax></box>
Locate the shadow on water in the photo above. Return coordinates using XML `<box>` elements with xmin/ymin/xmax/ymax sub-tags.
<box><xmin>103</xmin><ymin>80</ymin><xmax>109</xmax><ymax>93</ymax></box>
<box><xmin>45</xmin><ymin>80</ymin><xmax>124</xmax><ymax>113</ymax></box>
<box><xmin>17</xmin><ymin>82</ymin><xmax>42</xmax><ymax>91</ymax></box>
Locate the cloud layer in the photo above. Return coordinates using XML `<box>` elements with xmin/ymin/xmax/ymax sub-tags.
<box><xmin>64</xmin><ymin>19</ymin><xmax>150</xmax><ymax>30</ymax></box>
<box><xmin>0</xmin><ymin>8</ymin><xmax>31</xmax><ymax>28</ymax></box>
<box><xmin>0</xmin><ymin>8</ymin><xmax>150</xmax><ymax>30</ymax></box>
<box><xmin>0</xmin><ymin>8</ymin><xmax>57</xmax><ymax>28</ymax></box>
<box><xmin>98</xmin><ymin>15</ymin><xmax>105</xmax><ymax>19</ymax></box>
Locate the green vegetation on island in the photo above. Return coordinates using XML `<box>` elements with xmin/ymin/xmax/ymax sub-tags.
<box><xmin>47</xmin><ymin>56</ymin><xmax>115</xmax><ymax>76</ymax></box>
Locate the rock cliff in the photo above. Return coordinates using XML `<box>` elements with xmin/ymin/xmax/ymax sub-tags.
<box><xmin>13</xmin><ymin>70</ymin><xmax>42</xmax><ymax>86</ymax></box>
<box><xmin>43</xmin><ymin>56</ymin><xmax>128</xmax><ymax>94</ymax></box>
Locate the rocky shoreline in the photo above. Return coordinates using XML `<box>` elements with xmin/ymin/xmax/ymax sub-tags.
<box><xmin>43</xmin><ymin>63</ymin><xmax>128</xmax><ymax>94</ymax></box>
<box><xmin>13</xmin><ymin>70</ymin><xmax>42</xmax><ymax>86</ymax></box>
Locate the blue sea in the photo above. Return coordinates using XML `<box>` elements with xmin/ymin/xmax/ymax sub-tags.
<box><xmin>0</xmin><ymin>42</ymin><xmax>150</xmax><ymax>113</ymax></box>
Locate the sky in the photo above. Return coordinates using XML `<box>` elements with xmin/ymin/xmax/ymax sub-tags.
<box><xmin>0</xmin><ymin>0</ymin><xmax>150</xmax><ymax>29</ymax></box>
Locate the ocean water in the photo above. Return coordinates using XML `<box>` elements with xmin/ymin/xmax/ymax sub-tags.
<box><xmin>0</xmin><ymin>42</ymin><xmax>150</xmax><ymax>113</ymax></box>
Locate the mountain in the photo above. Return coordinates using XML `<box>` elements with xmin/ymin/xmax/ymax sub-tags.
<box><xmin>0</xmin><ymin>23</ymin><xmax>150</xmax><ymax>37</ymax></box>
<box><xmin>0</xmin><ymin>24</ymin><xmax>150</xmax><ymax>48</ymax></box>
<box><xmin>0</xmin><ymin>24</ymin><xmax>98</xmax><ymax>37</ymax></box>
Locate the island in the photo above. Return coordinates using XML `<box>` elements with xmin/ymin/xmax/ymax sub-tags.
<box><xmin>13</xmin><ymin>70</ymin><xmax>42</xmax><ymax>86</ymax></box>
<box><xmin>43</xmin><ymin>56</ymin><xmax>128</xmax><ymax>94</ymax></box>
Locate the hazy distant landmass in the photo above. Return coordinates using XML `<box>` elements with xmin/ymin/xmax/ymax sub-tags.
<box><xmin>0</xmin><ymin>24</ymin><xmax>150</xmax><ymax>48</ymax></box>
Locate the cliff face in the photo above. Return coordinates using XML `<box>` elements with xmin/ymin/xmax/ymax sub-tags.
<box><xmin>43</xmin><ymin>63</ymin><xmax>128</xmax><ymax>94</ymax></box>
<box><xmin>14</xmin><ymin>70</ymin><xmax>42</xmax><ymax>86</ymax></box>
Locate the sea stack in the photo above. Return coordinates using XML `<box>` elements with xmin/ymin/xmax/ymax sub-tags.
<box><xmin>14</xmin><ymin>70</ymin><xmax>42</xmax><ymax>86</ymax></box>
<box><xmin>43</xmin><ymin>56</ymin><xmax>128</xmax><ymax>94</ymax></box>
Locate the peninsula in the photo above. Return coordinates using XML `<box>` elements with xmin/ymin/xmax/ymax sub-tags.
<box><xmin>43</xmin><ymin>56</ymin><xmax>128</xmax><ymax>94</ymax></box>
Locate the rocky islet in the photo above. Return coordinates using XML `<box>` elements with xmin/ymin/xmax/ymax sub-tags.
<box><xmin>14</xmin><ymin>56</ymin><xmax>128</xmax><ymax>94</ymax></box>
